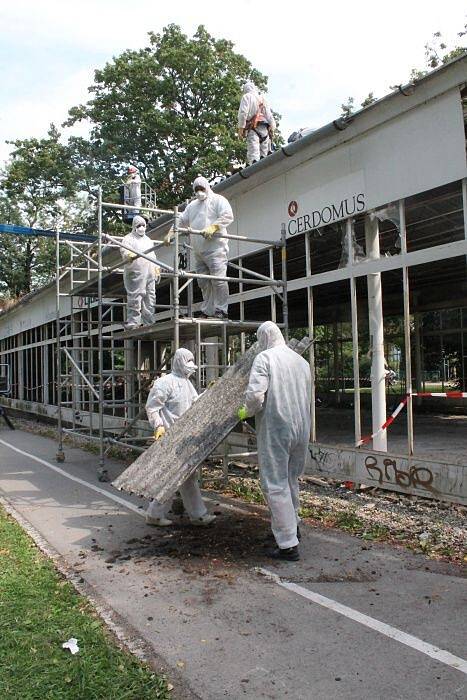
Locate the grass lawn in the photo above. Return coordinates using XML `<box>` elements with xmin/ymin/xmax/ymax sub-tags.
<box><xmin>0</xmin><ymin>506</ymin><xmax>170</xmax><ymax>700</ymax></box>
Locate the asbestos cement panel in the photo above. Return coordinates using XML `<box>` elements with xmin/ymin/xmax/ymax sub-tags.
<box><xmin>113</xmin><ymin>337</ymin><xmax>310</xmax><ymax>503</ymax></box>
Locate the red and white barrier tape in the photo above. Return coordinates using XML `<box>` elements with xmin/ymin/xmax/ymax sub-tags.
<box><xmin>413</xmin><ymin>391</ymin><xmax>467</xmax><ymax>399</ymax></box>
<box><xmin>356</xmin><ymin>396</ymin><xmax>409</xmax><ymax>447</ymax></box>
<box><xmin>356</xmin><ymin>390</ymin><xmax>467</xmax><ymax>448</ymax></box>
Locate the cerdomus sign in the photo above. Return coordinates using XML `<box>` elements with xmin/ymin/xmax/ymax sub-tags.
<box><xmin>287</xmin><ymin>193</ymin><xmax>366</xmax><ymax>236</ymax></box>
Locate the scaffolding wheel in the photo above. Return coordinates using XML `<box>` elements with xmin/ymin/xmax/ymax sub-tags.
<box><xmin>56</xmin><ymin>450</ymin><xmax>65</xmax><ymax>463</ymax></box>
<box><xmin>97</xmin><ymin>468</ymin><xmax>110</xmax><ymax>483</ymax></box>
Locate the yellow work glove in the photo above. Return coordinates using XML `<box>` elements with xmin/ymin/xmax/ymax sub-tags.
<box><xmin>154</xmin><ymin>426</ymin><xmax>166</xmax><ymax>440</ymax></box>
<box><xmin>126</xmin><ymin>251</ymin><xmax>137</xmax><ymax>261</ymax></box>
<box><xmin>203</xmin><ymin>224</ymin><xmax>220</xmax><ymax>239</ymax></box>
<box><xmin>237</xmin><ymin>405</ymin><xmax>249</xmax><ymax>421</ymax></box>
<box><xmin>164</xmin><ymin>227</ymin><xmax>174</xmax><ymax>246</ymax></box>
<box><xmin>153</xmin><ymin>264</ymin><xmax>161</xmax><ymax>281</ymax></box>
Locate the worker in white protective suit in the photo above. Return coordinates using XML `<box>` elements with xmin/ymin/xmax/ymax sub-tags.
<box><xmin>237</xmin><ymin>81</ymin><xmax>276</xmax><ymax>165</ymax></box>
<box><xmin>120</xmin><ymin>216</ymin><xmax>161</xmax><ymax>329</ymax></box>
<box><xmin>124</xmin><ymin>165</ymin><xmax>142</xmax><ymax>217</ymax></box>
<box><xmin>145</xmin><ymin>348</ymin><xmax>216</xmax><ymax>527</ymax></box>
<box><xmin>167</xmin><ymin>176</ymin><xmax>234</xmax><ymax>319</ymax></box>
<box><xmin>237</xmin><ymin>321</ymin><xmax>311</xmax><ymax>561</ymax></box>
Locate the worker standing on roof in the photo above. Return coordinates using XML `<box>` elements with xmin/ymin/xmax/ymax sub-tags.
<box><xmin>167</xmin><ymin>176</ymin><xmax>234</xmax><ymax>320</ymax></box>
<box><xmin>120</xmin><ymin>216</ymin><xmax>161</xmax><ymax>329</ymax></box>
<box><xmin>124</xmin><ymin>165</ymin><xmax>142</xmax><ymax>217</ymax></box>
<box><xmin>145</xmin><ymin>348</ymin><xmax>216</xmax><ymax>527</ymax></box>
<box><xmin>237</xmin><ymin>81</ymin><xmax>276</xmax><ymax>166</ymax></box>
<box><xmin>237</xmin><ymin>321</ymin><xmax>311</xmax><ymax>561</ymax></box>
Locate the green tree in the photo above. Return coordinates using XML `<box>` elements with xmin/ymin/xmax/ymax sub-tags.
<box><xmin>3</xmin><ymin>125</ymin><xmax>78</xmax><ymax>227</ymax></box>
<box><xmin>0</xmin><ymin>125</ymin><xmax>82</xmax><ymax>297</ymax></box>
<box><xmin>65</xmin><ymin>24</ymin><xmax>276</xmax><ymax>207</ymax></box>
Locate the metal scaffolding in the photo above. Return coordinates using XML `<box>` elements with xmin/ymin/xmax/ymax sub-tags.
<box><xmin>55</xmin><ymin>188</ymin><xmax>288</xmax><ymax>480</ymax></box>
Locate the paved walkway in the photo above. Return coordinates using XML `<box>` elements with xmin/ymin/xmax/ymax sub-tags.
<box><xmin>0</xmin><ymin>426</ymin><xmax>465</xmax><ymax>699</ymax></box>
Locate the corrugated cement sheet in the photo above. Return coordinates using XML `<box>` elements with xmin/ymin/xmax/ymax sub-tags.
<box><xmin>113</xmin><ymin>337</ymin><xmax>310</xmax><ymax>503</ymax></box>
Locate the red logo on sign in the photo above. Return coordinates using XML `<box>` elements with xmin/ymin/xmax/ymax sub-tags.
<box><xmin>288</xmin><ymin>200</ymin><xmax>298</xmax><ymax>217</ymax></box>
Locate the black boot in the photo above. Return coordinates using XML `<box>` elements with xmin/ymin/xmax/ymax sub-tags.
<box><xmin>269</xmin><ymin>545</ymin><xmax>300</xmax><ymax>561</ymax></box>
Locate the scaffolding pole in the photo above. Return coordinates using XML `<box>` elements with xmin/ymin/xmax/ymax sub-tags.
<box><xmin>55</xmin><ymin>230</ymin><xmax>65</xmax><ymax>462</ymax></box>
<box><xmin>53</xmin><ymin>186</ymin><xmax>289</xmax><ymax>482</ymax></box>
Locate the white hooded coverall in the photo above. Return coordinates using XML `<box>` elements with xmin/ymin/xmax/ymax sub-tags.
<box><xmin>145</xmin><ymin>348</ymin><xmax>207</xmax><ymax>520</ymax></box>
<box><xmin>124</xmin><ymin>168</ymin><xmax>142</xmax><ymax>215</ymax></box>
<box><xmin>179</xmin><ymin>177</ymin><xmax>234</xmax><ymax>316</ymax></box>
<box><xmin>120</xmin><ymin>216</ymin><xmax>160</xmax><ymax>327</ymax></box>
<box><xmin>238</xmin><ymin>81</ymin><xmax>276</xmax><ymax>165</ymax></box>
<box><xmin>244</xmin><ymin>322</ymin><xmax>311</xmax><ymax>549</ymax></box>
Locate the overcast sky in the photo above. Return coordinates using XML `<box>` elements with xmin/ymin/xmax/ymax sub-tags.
<box><xmin>1</xmin><ymin>0</ymin><xmax>466</xmax><ymax>166</ymax></box>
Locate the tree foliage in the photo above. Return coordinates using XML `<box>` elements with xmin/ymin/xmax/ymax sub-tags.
<box><xmin>343</xmin><ymin>20</ymin><xmax>467</xmax><ymax>114</ymax></box>
<box><xmin>65</xmin><ymin>24</ymin><xmax>274</xmax><ymax>207</ymax></box>
<box><xmin>3</xmin><ymin>125</ymin><xmax>78</xmax><ymax>227</ymax></box>
<box><xmin>0</xmin><ymin>126</ymin><xmax>86</xmax><ymax>297</ymax></box>
<box><xmin>410</xmin><ymin>22</ymin><xmax>467</xmax><ymax>80</ymax></box>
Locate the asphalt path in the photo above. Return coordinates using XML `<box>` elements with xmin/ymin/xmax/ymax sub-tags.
<box><xmin>0</xmin><ymin>427</ymin><xmax>465</xmax><ymax>699</ymax></box>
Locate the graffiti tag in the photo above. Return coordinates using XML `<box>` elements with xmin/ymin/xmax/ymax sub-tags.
<box><xmin>365</xmin><ymin>456</ymin><xmax>434</xmax><ymax>491</ymax></box>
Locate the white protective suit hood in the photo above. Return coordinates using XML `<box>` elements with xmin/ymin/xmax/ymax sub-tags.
<box><xmin>257</xmin><ymin>321</ymin><xmax>286</xmax><ymax>351</ymax></box>
<box><xmin>145</xmin><ymin>350</ymin><xmax>199</xmax><ymax>430</ymax></box>
<box><xmin>242</xmin><ymin>80</ymin><xmax>258</xmax><ymax>95</ymax></box>
<box><xmin>192</xmin><ymin>176</ymin><xmax>212</xmax><ymax>196</ymax></box>
<box><xmin>172</xmin><ymin>348</ymin><xmax>197</xmax><ymax>378</ymax></box>
<box><xmin>132</xmin><ymin>215</ymin><xmax>147</xmax><ymax>236</ymax></box>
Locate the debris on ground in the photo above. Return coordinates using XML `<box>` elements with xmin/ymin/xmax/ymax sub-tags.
<box><xmin>203</xmin><ymin>465</ymin><xmax>466</xmax><ymax>565</ymax></box>
<box><xmin>94</xmin><ymin>513</ymin><xmax>273</xmax><ymax>573</ymax></box>
<box><xmin>10</xmin><ymin>417</ymin><xmax>467</xmax><ymax>565</ymax></box>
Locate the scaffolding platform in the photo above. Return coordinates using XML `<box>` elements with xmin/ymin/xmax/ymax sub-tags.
<box><xmin>111</xmin><ymin>318</ymin><xmax>277</xmax><ymax>342</ymax></box>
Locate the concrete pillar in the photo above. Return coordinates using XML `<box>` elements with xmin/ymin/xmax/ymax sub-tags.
<box><xmin>365</xmin><ymin>216</ymin><xmax>387</xmax><ymax>452</ymax></box>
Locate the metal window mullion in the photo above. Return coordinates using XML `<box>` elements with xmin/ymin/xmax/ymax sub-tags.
<box><xmin>305</xmin><ymin>231</ymin><xmax>316</xmax><ymax>442</ymax></box>
<box><xmin>280</xmin><ymin>224</ymin><xmax>289</xmax><ymax>340</ymax></box>
<box><xmin>399</xmin><ymin>199</ymin><xmax>414</xmax><ymax>456</ymax></box>
<box><xmin>346</xmin><ymin>219</ymin><xmax>361</xmax><ymax>446</ymax></box>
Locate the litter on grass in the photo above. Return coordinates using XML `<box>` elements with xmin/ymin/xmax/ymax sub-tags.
<box><xmin>62</xmin><ymin>638</ymin><xmax>80</xmax><ymax>655</ymax></box>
